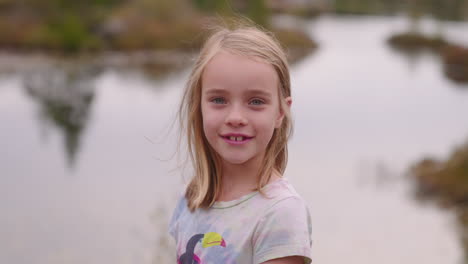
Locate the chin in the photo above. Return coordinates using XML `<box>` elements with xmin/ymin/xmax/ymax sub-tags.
<box><xmin>221</xmin><ymin>155</ymin><xmax>252</xmax><ymax>165</ymax></box>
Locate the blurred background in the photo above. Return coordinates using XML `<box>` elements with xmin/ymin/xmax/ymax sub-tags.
<box><xmin>1</xmin><ymin>0</ymin><xmax>468</xmax><ymax>263</ymax></box>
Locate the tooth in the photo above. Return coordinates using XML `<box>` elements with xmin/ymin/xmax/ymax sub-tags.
<box><xmin>229</xmin><ymin>136</ymin><xmax>235</xmax><ymax>141</ymax></box>
<box><xmin>236</xmin><ymin>136</ymin><xmax>243</xmax><ymax>141</ymax></box>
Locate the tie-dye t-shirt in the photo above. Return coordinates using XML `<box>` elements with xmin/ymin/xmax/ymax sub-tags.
<box><xmin>169</xmin><ymin>178</ymin><xmax>312</xmax><ymax>264</ymax></box>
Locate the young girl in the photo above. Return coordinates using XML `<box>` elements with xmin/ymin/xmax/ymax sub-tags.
<box><xmin>169</xmin><ymin>21</ymin><xmax>312</xmax><ymax>264</ymax></box>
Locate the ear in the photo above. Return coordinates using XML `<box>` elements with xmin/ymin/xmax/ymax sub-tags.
<box><xmin>275</xmin><ymin>97</ymin><xmax>292</xmax><ymax>128</ymax></box>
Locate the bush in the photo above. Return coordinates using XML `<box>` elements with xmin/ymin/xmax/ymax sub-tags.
<box><xmin>388</xmin><ymin>32</ymin><xmax>448</xmax><ymax>52</ymax></box>
<box><xmin>46</xmin><ymin>14</ymin><xmax>102</xmax><ymax>52</ymax></box>
<box><xmin>443</xmin><ymin>45</ymin><xmax>468</xmax><ymax>83</ymax></box>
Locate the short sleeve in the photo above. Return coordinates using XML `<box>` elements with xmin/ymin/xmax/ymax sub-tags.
<box><xmin>252</xmin><ymin>197</ymin><xmax>312</xmax><ymax>264</ymax></box>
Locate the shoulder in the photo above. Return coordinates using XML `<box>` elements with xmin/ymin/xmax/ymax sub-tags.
<box><xmin>257</xmin><ymin>194</ymin><xmax>311</xmax><ymax>236</ymax></box>
<box><xmin>261</xmin><ymin>178</ymin><xmax>307</xmax><ymax>209</ymax></box>
<box><xmin>267</xmin><ymin>195</ymin><xmax>309</xmax><ymax>216</ymax></box>
<box><xmin>252</xmin><ymin>179</ymin><xmax>313</xmax><ymax>264</ymax></box>
<box><xmin>256</xmin><ymin>178</ymin><xmax>311</xmax><ymax>228</ymax></box>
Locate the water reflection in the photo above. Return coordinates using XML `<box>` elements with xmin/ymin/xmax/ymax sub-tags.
<box><xmin>3</xmin><ymin>51</ymin><xmax>191</xmax><ymax>170</ymax></box>
<box><xmin>409</xmin><ymin>137</ymin><xmax>468</xmax><ymax>263</ymax></box>
<box><xmin>22</xmin><ymin>64</ymin><xmax>99</xmax><ymax>168</ymax></box>
<box><xmin>356</xmin><ymin>160</ymin><xmax>402</xmax><ymax>190</ymax></box>
<box><xmin>92</xmin><ymin>51</ymin><xmax>192</xmax><ymax>82</ymax></box>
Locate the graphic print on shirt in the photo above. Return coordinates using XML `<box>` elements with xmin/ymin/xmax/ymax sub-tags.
<box><xmin>178</xmin><ymin>232</ymin><xmax>227</xmax><ymax>264</ymax></box>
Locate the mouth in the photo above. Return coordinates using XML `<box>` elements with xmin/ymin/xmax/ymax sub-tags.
<box><xmin>225</xmin><ymin>136</ymin><xmax>250</xmax><ymax>141</ymax></box>
<box><xmin>220</xmin><ymin>134</ymin><xmax>253</xmax><ymax>144</ymax></box>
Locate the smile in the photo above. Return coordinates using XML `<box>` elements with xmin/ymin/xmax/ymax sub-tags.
<box><xmin>220</xmin><ymin>134</ymin><xmax>253</xmax><ymax>145</ymax></box>
<box><xmin>229</xmin><ymin>136</ymin><xmax>246</xmax><ymax>141</ymax></box>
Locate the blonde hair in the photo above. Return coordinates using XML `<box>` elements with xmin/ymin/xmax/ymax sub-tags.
<box><xmin>178</xmin><ymin>20</ymin><xmax>293</xmax><ymax>211</ymax></box>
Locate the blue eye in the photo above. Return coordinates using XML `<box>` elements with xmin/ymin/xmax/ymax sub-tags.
<box><xmin>249</xmin><ymin>99</ymin><xmax>264</xmax><ymax>105</ymax></box>
<box><xmin>211</xmin><ymin>97</ymin><xmax>226</xmax><ymax>104</ymax></box>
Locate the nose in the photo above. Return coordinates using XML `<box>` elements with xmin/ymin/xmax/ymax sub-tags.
<box><xmin>225</xmin><ymin>104</ymin><xmax>248</xmax><ymax>127</ymax></box>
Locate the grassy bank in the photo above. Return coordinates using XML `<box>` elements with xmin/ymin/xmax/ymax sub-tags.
<box><xmin>444</xmin><ymin>45</ymin><xmax>468</xmax><ymax>83</ymax></box>
<box><xmin>410</xmin><ymin>140</ymin><xmax>468</xmax><ymax>207</ymax></box>
<box><xmin>388</xmin><ymin>32</ymin><xmax>468</xmax><ymax>84</ymax></box>
<box><xmin>0</xmin><ymin>0</ymin><xmax>316</xmax><ymax>61</ymax></box>
<box><xmin>388</xmin><ymin>33</ymin><xmax>447</xmax><ymax>51</ymax></box>
<box><xmin>333</xmin><ymin>0</ymin><xmax>468</xmax><ymax>20</ymax></box>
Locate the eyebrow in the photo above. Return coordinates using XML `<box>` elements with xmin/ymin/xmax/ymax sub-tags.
<box><xmin>204</xmin><ymin>88</ymin><xmax>272</xmax><ymax>98</ymax></box>
<box><xmin>204</xmin><ymin>88</ymin><xmax>228</xmax><ymax>96</ymax></box>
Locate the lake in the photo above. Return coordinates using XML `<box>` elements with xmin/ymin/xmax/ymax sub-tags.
<box><xmin>1</xmin><ymin>14</ymin><xmax>468</xmax><ymax>264</ymax></box>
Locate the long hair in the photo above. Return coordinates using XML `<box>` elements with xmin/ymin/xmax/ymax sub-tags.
<box><xmin>178</xmin><ymin>20</ymin><xmax>293</xmax><ymax>211</ymax></box>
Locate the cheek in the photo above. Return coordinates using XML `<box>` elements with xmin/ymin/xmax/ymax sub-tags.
<box><xmin>201</xmin><ymin>108</ymin><xmax>220</xmax><ymax>138</ymax></box>
<box><xmin>253</xmin><ymin>115</ymin><xmax>277</xmax><ymax>141</ymax></box>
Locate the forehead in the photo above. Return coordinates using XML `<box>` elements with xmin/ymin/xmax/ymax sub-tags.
<box><xmin>201</xmin><ymin>50</ymin><xmax>279</xmax><ymax>95</ymax></box>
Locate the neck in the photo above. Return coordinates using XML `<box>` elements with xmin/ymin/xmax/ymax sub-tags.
<box><xmin>217</xmin><ymin>154</ymin><xmax>280</xmax><ymax>202</ymax></box>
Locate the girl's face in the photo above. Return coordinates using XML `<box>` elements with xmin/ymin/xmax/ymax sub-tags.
<box><xmin>201</xmin><ymin>50</ymin><xmax>289</xmax><ymax>166</ymax></box>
